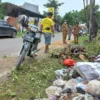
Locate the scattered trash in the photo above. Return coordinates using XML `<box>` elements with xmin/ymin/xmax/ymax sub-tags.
<box><xmin>76</xmin><ymin>83</ymin><xmax>86</xmax><ymax>92</ymax></box>
<box><xmin>46</xmin><ymin>47</ymin><xmax>100</xmax><ymax>100</ymax></box>
<box><xmin>86</xmin><ymin>80</ymin><xmax>100</xmax><ymax>96</ymax></box>
<box><xmin>55</xmin><ymin>69</ymin><xmax>68</xmax><ymax>79</ymax></box>
<box><xmin>73</xmin><ymin>94</ymin><xmax>94</xmax><ymax>100</ymax></box>
<box><xmin>62</xmin><ymin>79</ymin><xmax>77</xmax><ymax>93</ymax></box>
<box><xmin>53</xmin><ymin>79</ymin><xmax>66</xmax><ymax>87</ymax></box>
<box><xmin>63</xmin><ymin>58</ymin><xmax>76</xmax><ymax>67</ymax></box>
<box><xmin>75</xmin><ymin>62</ymin><xmax>100</xmax><ymax>81</ymax></box>
<box><xmin>94</xmin><ymin>55</ymin><xmax>100</xmax><ymax>62</ymax></box>
<box><xmin>46</xmin><ymin>86</ymin><xmax>62</xmax><ymax>99</ymax></box>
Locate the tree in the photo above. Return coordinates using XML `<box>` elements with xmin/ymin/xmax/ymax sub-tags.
<box><xmin>62</xmin><ymin>10</ymin><xmax>79</xmax><ymax>25</ymax></box>
<box><xmin>43</xmin><ymin>0</ymin><xmax>64</xmax><ymax>19</ymax></box>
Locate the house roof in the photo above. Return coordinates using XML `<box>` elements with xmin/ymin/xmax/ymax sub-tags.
<box><xmin>2</xmin><ymin>2</ymin><xmax>45</xmax><ymax>18</ymax></box>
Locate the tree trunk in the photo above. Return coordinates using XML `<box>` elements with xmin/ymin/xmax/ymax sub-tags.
<box><xmin>89</xmin><ymin>0</ymin><xmax>95</xmax><ymax>41</ymax></box>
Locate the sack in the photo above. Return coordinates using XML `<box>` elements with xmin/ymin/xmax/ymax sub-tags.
<box><xmin>73</xmin><ymin>94</ymin><xmax>93</xmax><ymax>100</ymax></box>
<box><xmin>53</xmin><ymin>79</ymin><xmax>66</xmax><ymax>87</ymax></box>
<box><xmin>55</xmin><ymin>69</ymin><xmax>67</xmax><ymax>79</ymax></box>
<box><xmin>94</xmin><ymin>55</ymin><xmax>100</xmax><ymax>62</ymax></box>
<box><xmin>46</xmin><ymin>86</ymin><xmax>62</xmax><ymax>97</ymax></box>
<box><xmin>75</xmin><ymin>62</ymin><xmax>100</xmax><ymax>81</ymax></box>
<box><xmin>62</xmin><ymin>79</ymin><xmax>77</xmax><ymax>93</ymax></box>
<box><xmin>86</xmin><ymin>80</ymin><xmax>100</xmax><ymax>96</ymax></box>
<box><xmin>63</xmin><ymin>59</ymin><xmax>76</xmax><ymax>67</ymax></box>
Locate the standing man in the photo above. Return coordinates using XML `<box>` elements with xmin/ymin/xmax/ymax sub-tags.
<box><xmin>62</xmin><ymin>20</ymin><xmax>68</xmax><ymax>44</ymax></box>
<box><xmin>68</xmin><ymin>25</ymin><xmax>72</xmax><ymax>40</ymax></box>
<box><xmin>40</xmin><ymin>12</ymin><xmax>54</xmax><ymax>53</ymax></box>
<box><xmin>73</xmin><ymin>22</ymin><xmax>80</xmax><ymax>44</ymax></box>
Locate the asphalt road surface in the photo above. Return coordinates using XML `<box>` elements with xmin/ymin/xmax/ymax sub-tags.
<box><xmin>0</xmin><ymin>33</ymin><xmax>73</xmax><ymax>57</ymax></box>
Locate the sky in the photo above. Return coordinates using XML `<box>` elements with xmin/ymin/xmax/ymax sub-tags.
<box><xmin>2</xmin><ymin>0</ymin><xmax>100</xmax><ymax>16</ymax></box>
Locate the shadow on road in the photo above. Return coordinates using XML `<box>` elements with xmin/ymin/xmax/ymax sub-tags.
<box><xmin>0</xmin><ymin>36</ymin><xmax>12</xmax><ymax>40</ymax></box>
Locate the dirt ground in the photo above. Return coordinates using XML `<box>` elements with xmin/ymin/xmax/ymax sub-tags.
<box><xmin>0</xmin><ymin>40</ymin><xmax>72</xmax><ymax>75</ymax></box>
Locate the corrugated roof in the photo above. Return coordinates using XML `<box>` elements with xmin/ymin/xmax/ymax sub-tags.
<box><xmin>3</xmin><ymin>2</ymin><xmax>45</xmax><ymax>18</ymax></box>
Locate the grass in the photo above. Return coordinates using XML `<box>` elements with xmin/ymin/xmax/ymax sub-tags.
<box><xmin>78</xmin><ymin>35</ymin><xmax>100</xmax><ymax>56</ymax></box>
<box><xmin>0</xmin><ymin>58</ymin><xmax>64</xmax><ymax>100</ymax></box>
<box><xmin>78</xmin><ymin>35</ymin><xmax>88</xmax><ymax>44</ymax></box>
<box><xmin>17</xmin><ymin>31</ymin><xmax>26</xmax><ymax>38</ymax></box>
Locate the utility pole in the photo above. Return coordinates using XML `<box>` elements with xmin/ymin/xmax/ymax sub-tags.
<box><xmin>89</xmin><ymin>0</ymin><xmax>95</xmax><ymax>41</ymax></box>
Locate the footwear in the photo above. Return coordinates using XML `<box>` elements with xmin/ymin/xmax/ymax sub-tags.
<box><xmin>63</xmin><ymin>42</ymin><xmax>66</xmax><ymax>44</ymax></box>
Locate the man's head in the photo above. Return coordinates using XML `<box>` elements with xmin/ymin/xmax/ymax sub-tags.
<box><xmin>64</xmin><ymin>20</ymin><xmax>67</xmax><ymax>24</ymax></box>
<box><xmin>47</xmin><ymin>12</ymin><xmax>53</xmax><ymax>18</ymax></box>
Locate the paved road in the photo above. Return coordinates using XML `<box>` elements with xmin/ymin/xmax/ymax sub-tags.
<box><xmin>0</xmin><ymin>33</ymin><xmax>73</xmax><ymax>57</ymax></box>
<box><xmin>0</xmin><ymin>33</ymin><xmax>63</xmax><ymax>56</ymax></box>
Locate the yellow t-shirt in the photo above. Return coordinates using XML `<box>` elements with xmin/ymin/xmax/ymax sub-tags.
<box><xmin>41</xmin><ymin>18</ymin><xmax>54</xmax><ymax>33</ymax></box>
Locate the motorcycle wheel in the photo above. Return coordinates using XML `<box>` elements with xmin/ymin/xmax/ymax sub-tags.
<box><xmin>16</xmin><ymin>43</ymin><xmax>31</xmax><ymax>70</ymax></box>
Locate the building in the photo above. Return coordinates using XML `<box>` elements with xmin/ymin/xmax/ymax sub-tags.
<box><xmin>22</xmin><ymin>2</ymin><xmax>39</xmax><ymax>14</ymax></box>
<box><xmin>0</xmin><ymin>2</ymin><xmax>45</xmax><ymax>31</ymax></box>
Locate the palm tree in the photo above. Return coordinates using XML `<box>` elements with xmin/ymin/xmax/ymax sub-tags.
<box><xmin>43</xmin><ymin>0</ymin><xmax>64</xmax><ymax>19</ymax></box>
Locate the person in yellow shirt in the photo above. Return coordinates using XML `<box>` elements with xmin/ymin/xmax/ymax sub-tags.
<box><xmin>40</xmin><ymin>12</ymin><xmax>54</xmax><ymax>53</ymax></box>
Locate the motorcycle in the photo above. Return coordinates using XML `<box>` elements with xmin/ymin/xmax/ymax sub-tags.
<box><xmin>16</xmin><ymin>25</ymin><xmax>41</xmax><ymax>70</ymax></box>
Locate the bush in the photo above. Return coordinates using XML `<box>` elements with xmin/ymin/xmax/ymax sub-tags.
<box><xmin>0</xmin><ymin>3</ymin><xmax>6</xmax><ymax>19</ymax></box>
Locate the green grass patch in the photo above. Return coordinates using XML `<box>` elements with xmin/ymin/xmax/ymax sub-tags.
<box><xmin>78</xmin><ymin>35</ymin><xmax>88</xmax><ymax>44</ymax></box>
<box><xmin>17</xmin><ymin>31</ymin><xmax>26</xmax><ymax>37</ymax></box>
<box><xmin>78</xmin><ymin>35</ymin><xmax>100</xmax><ymax>56</ymax></box>
<box><xmin>0</xmin><ymin>58</ymin><xmax>63</xmax><ymax>100</ymax></box>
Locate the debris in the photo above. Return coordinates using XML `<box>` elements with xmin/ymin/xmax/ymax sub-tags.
<box><xmin>63</xmin><ymin>58</ymin><xmax>76</xmax><ymax>67</ymax></box>
<box><xmin>73</xmin><ymin>94</ymin><xmax>94</xmax><ymax>100</ymax></box>
<box><xmin>94</xmin><ymin>55</ymin><xmax>100</xmax><ymax>62</ymax></box>
<box><xmin>79</xmin><ymin>54</ymin><xmax>85</xmax><ymax>61</ymax></box>
<box><xmin>46</xmin><ymin>86</ymin><xmax>62</xmax><ymax>98</ymax></box>
<box><xmin>75</xmin><ymin>62</ymin><xmax>100</xmax><ymax>81</ymax></box>
<box><xmin>86</xmin><ymin>80</ymin><xmax>100</xmax><ymax>96</ymax></box>
<box><xmin>55</xmin><ymin>69</ymin><xmax>68</xmax><ymax>79</ymax></box>
<box><xmin>53</xmin><ymin>79</ymin><xmax>66</xmax><ymax>87</ymax></box>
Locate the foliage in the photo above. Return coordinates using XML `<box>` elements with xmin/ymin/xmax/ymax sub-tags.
<box><xmin>43</xmin><ymin>0</ymin><xmax>64</xmax><ymax>19</ymax></box>
<box><xmin>78</xmin><ymin>36</ymin><xmax>100</xmax><ymax>56</ymax></box>
<box><xmin>62</xmin><ymin>10</ymin><xmax>79</xmax><ymax>25</ymax></box>
<box><xmin>0</xmin><ymin>3</ymin><xmax>5</xmax><ymax>19</ymax></box>
<box><xmin>62</xmin><ymin>5</ymin><xmax>100</xmax><ymax>27</ymax></box>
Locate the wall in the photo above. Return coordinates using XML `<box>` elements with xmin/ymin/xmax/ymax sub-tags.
<box><xmin>22</xmin><ymin>2</ymin><xmax>39</xmax><ymax>14</ymax></box>
<box><xmin>5</xmin><ymin>16</ymin><xmax>20</xmax><ymax>31</ymax></box>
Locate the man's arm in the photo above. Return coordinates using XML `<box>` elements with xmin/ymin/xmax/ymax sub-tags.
<box><xmin>51</xmin><ymin>25</ymin><xmax>54</xmax><ymax>34</ymax></box>
<box><xmin>40</xmin><ymin>24</ymin><xmax>43</xmax><ymax>31</ymax></box>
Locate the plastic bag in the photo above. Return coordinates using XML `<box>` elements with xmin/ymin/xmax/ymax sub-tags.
<box><xmin>73</xmin><ymin>94</ymin><xmax>93</xmax><ymax>100</ymax></box>
<box><xmin>53</xmin><ymin>79</ymin><xmax>66</xmax><ymax>87</ymax></box>
<box><xmin>86</xmin><ymin>80</ymin><xmax>100</xmax><ymax>96</ymax></box>
<box><xmin>62</xmin><ymin>79</ymin><xmax>77</xmax><ymax>93</ymax></box>
<box><xmin>75</xmin><ymin>62</ymin><xmax>100</xmax><ymax>81</ymax></box>
<box><xmin>46</xmin><ymin>86</ymin><xmax>62</xmax><ymax>97</ymax></box>
<box><xmin>63</xmin><ymin>59</ymin><xmax>76</xmax><ymax>67</ymax></box>
<box><xmin>55</xmin><ymin>69</ymin><xmax>67</xmax><ymax>79</ymax></box>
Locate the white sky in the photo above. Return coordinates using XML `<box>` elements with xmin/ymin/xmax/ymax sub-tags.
<box><xmin>2</xmin><ymin>0</ymin><xmax>100</xmax><ymax>16</ymax></box>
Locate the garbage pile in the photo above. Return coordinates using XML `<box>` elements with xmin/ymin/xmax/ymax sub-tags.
<box><xmin>50</xmin><ymin>44</ymin><xmax>88</xmax><ymax>65</ymax></box>
<box><xmin>45</xmin><ymin>54</ymin><xmax>100</xmax><ymax>100</ymax></box>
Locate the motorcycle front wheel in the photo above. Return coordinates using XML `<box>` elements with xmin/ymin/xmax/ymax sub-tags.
<box><xmin>16</xmin><ymin>43</ymin><xmax>31</xmax><ymax>70</ymax></box>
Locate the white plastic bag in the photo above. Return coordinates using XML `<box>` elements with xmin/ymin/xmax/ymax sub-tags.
<box><xmin>46</xmin><ymin>86</ymin><xmax>62</xmax><ymax>97</ymax></box>
<box><xmin>53</xmin><ymin>79</ymin><xmax>66</xmax><ymax>87</ymax></box>
<box><xmin>86</xmin><ymin>80</ymin><xmax>100</xmax><ymax>96</ymax></box>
